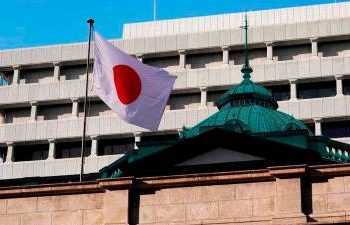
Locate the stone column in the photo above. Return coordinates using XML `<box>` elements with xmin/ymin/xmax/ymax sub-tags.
<box><xmin>289</xmin><ymin>79</ymin><xmax>298</xmax><ymax>101</ymax></box>
<box><xmin>0</xmin><ymin>110</ymin><xmax>4</xmax><ymax>124</ymax></box>
<box><xmin>335</xmin><ymin>75</ymin><xmax>344</xmax><ymax>97</ymax></box>
<box><xmin>48</xmin><ymin>139</ymin><xmax>55</xmax><ymax>160</ymax></box>
<box><xmin>222</xmin><ymin>45</ymin><xmax>230</xmax><ymax>65</ymax></box>
<box><xmin>53</xmin><ymin>61</ymin><xmax>61</xmax><ymax>81</ymax></box>
<box><xmin>134</xmin><ymin>132</ymin><xmax>142</xmax><ymax>150</ymax></box>
<box><xmin>71</xmin><ymin>98</ymin><xmax>80</xmax><ymax>118</ymax></box>
<box><xmin>270</xmin><ymin>166</ymin><xmax>307</xmax><ymax>224</ymax></box>
<box><xmin>200</xmin><ymin>86</ymin><xmax>208</xmax><ymax>107</ymax></box>
<box><xmin>136</xmin><ymin>54</ymin><xmax>143</xmax><ymax>62</ymax></box>
<box><xmin>314</xmin><ymin>117</ymin><xmax>322</xmax><ymax>136</ymax></box>
<box><xmin>90</xmin><ymin>136</ymin><xmax>99</xmax><ymax>157</ymax></box>
<box><xmin>30</xmin><ymin>101</ymin><xmax>39</xmax><ymax>121</ymax></box>
<box><xmin>266</xmin><ymin>42</ymin><xmax>274</xmax><ymax>61</ymax></box>
<box><xmin>5</xmin><ymin>142</ymin><xmax>14</xmax><ymax>164</ymax></box>
<box><xmin>178</xmin><ymin>50</ymin><xmax>186</xmax><ymax>69</ymax></box>
<box><xmin>12</xmin><ymin>65</ymin><xmax>21</xmax><ymax>85</ymax></box>
<box><xmin>310</xmin><ymin>37</ymin><xmax>319</xmax><ymax>57</ymax></box>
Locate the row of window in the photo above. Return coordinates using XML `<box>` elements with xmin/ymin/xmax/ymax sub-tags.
<box><xmin>1</xmin><ymin>79</ymin><xmax>350</xmax><ymax>123</ymax></box>
<box><xmin>0</xmin><ymin>40</ymin><xmax>349</xmax><ymax>86</ymax></box>
<box><xmin>0</xmin><ymin>133</ymin><xmax>179</xmax><ymax>163</ymax></box>
<box><xmin>0</xmin><ymin>119</ymin><xmax>349</xmax><ymax>163</ymax></box>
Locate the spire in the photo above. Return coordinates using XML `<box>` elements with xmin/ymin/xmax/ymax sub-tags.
<box><xmin>240</xmin><ymin>14</ymin><xmax>253</xmax><ymax>80</ymax></box>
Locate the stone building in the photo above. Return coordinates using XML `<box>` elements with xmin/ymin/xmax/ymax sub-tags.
<box><xmin>1</xmin><ymin>2</ymin><xmax>350</xmax><ymax>224</ymax></box>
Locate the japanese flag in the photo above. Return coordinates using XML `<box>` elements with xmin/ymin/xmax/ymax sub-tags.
<box><xmin>93</xmin><ymin>32</ymin><xmax>176</xmax><ymax>131</ymax></box>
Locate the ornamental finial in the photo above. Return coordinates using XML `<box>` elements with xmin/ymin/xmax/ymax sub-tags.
<box><xmin>240</xmin><ymin>14</ymin><xmax>253</xmax><ymax>80</ymax></box>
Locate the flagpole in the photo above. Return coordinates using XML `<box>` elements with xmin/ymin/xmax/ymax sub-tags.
<box><xmin>80</xmin><ymin>18</ymin><xmax>95</xmax><ymax>182</ymax></box>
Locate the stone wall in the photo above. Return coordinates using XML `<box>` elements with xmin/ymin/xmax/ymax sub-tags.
<box><xmin>0</xmin><ymin>164</ymin><xmax>350</xmax><ymax>225</ymax></box>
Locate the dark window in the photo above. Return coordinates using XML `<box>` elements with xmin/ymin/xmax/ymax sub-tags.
<box><xmin>0</xmin><ymin>72</ymin><xmax>9</xmax><ymax>86</ymax></box>
<box><xmin>142</xmin><ymin>133</ymin><xmax>179</xmax><ymax>143</ymax></box>
<box><xmin>343</xmin><ymin>79</ymin><xmax>350</xmax><ymax>95</ymax></box>
<box><xmin>297</xmin><ymin>81</ymin><xmax>336</xmax><ymax>99</ymax></box>
<box><xmin>56</xmin><ymin>141</ymin><xmax>91</xmax><ymax>159</ymax></box>
<box><xmin>322</xmin><ymin>120</ymin><xmax>350</xmax><ymax>138</ymax></box>
<box><xmin>0</xmin><ymin>147</ymin><xmax>6</xmax><ymax>163</ymax></box>
<box><xmin>98</xmin><ymin>138</ymin><xmax>134</xmax><ymax>156</ymax></box>
<box><xmin>207</xmin><ymin>90</ymin><xmax>227</xmax><ymax>106</ymax></box>
<box><xmin>266</xmin><ymin>85</ymin><xmax>290</xmax><ymax>101</ymax></box>
<box><xmin>13</xmin><ymin>144</ymin><xmax>49</xmax><ymax>162</ymax></box>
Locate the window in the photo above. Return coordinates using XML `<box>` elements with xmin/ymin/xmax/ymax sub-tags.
<box><xmin>98</xmin><ymin>138</ymin><xmax>134</xmax><ymax>156</ymax></box>
<box><xmin>168</xmin><ymin>93</ymin><xmax>201</xmax><ymax>110</ymax></box>
<box><xmin>55</xmin><ymin>141</ymin><xmax>91</xmax><ymax>159</ymax></box>
<box><xmin>297</xmin><ymin>81</ymin><xmax>336</xmax><ymax>99</ymax></box>
<box><xmin>142</xmin><ymin>133</ymin><xmax>179</xmax><ymax>143</ymax></box>
<box><xmin>13</xmin><ymin>144</ymin><xmax>49</xmax><ymax>162</ymax></box>
<box><xmin>266</xmin><ymin>85</ymin><xmax>290</xmax><ymax>101</ymax></box>
<box><xmin>0</xmin><ymin>72</ymin><xmax>9</xmax><ymax>86</ymax></box>
<box><xmin>322</xmin><ymin>120</ymin><xmax>350</xmax><ymax>138</ymax></box>
<box><xmin>342</xmin><ymin>79</ymin><xmax>350</xmax><ymax>95</ymax></box>
<box><xmin>207</xmin><ymin>90</ymin><xmax>227</xmax><ymax>106</ymax></box>
<box><xmin>0</xmin><ymin>147</ymin><xmax>6</xmax><ymax>163</ymax></box>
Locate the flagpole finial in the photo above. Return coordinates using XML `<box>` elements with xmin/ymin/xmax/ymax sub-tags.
<box><xmin>240</xmin><ymin>13</ymin><xmax>253</xmax><ymax>80</ymax></box>
<box><xmin>87</xmin><ymin>18</ymin><xmax>95</xmax><ymax>24</ymax></box>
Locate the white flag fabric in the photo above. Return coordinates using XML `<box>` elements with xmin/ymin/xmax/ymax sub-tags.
<box><xmin>93</xmin><ymin>32</ymin><xmax>176</xmax><ymax>131</ymax></box>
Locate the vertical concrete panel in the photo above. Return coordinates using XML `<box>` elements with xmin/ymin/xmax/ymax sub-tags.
<box><xmin>208</xmin><ymin>31</ymin><xmax>220</xmax><ymax>47</ymax></box>
<box><xmin>123</xmin><ymin>39</ymin><xmax>135</xmax><ymax>54</ymax></box>
<box><xmin>230</xmin><ymin>29</ymin><xmax>243</xmax><ymax>46</ymax></box>
<box><xmin>264</xmin><ymin>63</ymin><xmax>276</xmax><ymax>81</ymax></box>
<box><xmin>176</xmin><ymin>34</ymin><xmax>188</xmax><ymax>50</ymax></box>
<box><xmin>198</xmin><ymin>69</ymin><xmax>209</xmax><ymax>87</ymax></box>
<box><xmin>311</xmin><ymin>99</ymin><xmax>323</xmax><ymax>118</ymax></box>
<box><xmin>35</xmin><ymin>121</ymin><xmax>47</xmax><ymax>140</ymax></box>
<box><xmin>298</xmin><ymin>60</ymin><xmax>310</xmax><ymax>78</ymax></box>
<box><xmin>309</xmin><ymin>58</ymin><xmax>321</xmax><ymax>77</ymax></box>
<box><xmin>18</xmin><ymin>85</ymin><xmax>29</xmax><ymax>102</ymax></box>
<box><xmin>334</xmin><ymin>97</ymin><xmax>346</xmax><ymax>116</ymax></box>
<box><xmin>144</xmin><ymin>37</ymin><xmax>156</xmax><ymax>53</ymax></box>
<box><xmin>320</xmin><ymin>58</ymin><xmax>333</xmax><ymax>77</ymax></box>
<box><xmin>165</xmin><ymin>36</ymin><xmax>176</xmax><ymax>51</ymax></box>
<box><xmin>296</xmin><ymin>23</ymin><xmax>308</xmax><ymax>39</ymax></box>
<box><xmin>286</xmin><ymin>61</ymin><xmax>299</xmax><ymax>79</ymax></box>
<box><xmin>7</xmin><ymin>85</ymin><xmax>19</xmax><ymax>103</ymax></box>
<box><xmin>274</xmin><ymin>25</ymin><xmax>286</xmax><ymax>41</ymax></box>
<box><xmin>21</xmin><ymin>49</ymin><xmax>32</xmax><ymax>65</ymax></box>
<box><xmin>322</xmin><ymin>98</ymin><xmax>335</xmax><ymax>117</ymax></box>
<box><xmin>134</xmin><ymin>38</ymin><xmax>145</xmax><ymax>54</ymax></box>
<box><xmin>0</xmin><ymin>87</ymin><xmax>9</xmax><ymax>105</ymax></box>
<box><xmin>187</xmin><ymin>70</ymin><xmax>198</xmax><ymax>88</ymax></box>
<box><xmin>299</xmin><ymin>100</ymin><xmax>312</xmax><ymax>119</ymax></box>
<box><xmin>12</xmin><ymin>163</ymin><xmax>24</xmax><ymax>178</ymax></box>
<box><xmin>22</xmin><ymin>162</ymin><xmax>34</xmax><ymax>178</ymax></box>
<box><xmin>276</xmin><ymin>62</ymin><xmax>287</xmax><ymax>81</ymax></box>
<box><xmin>285</xmin><ymin>24</ymin><xmax>297</xmax><ymax>40</ymax></box>
<box><xmin>175</xmin><ymin>110</ymin><xmax>186</xmax><ymax>128</ymax></box>
<box><xmin>219</xmin><ymin>30</ymin><xmax>230</xmax><ymax>47</ymax></box>
<box><xmin>331</xmin><ymin>19</ymin><xmax>342</xmax><ymax>36</ymax></box>
<box><xmin>333</xmin><ymin>57</ymin><xmax>344</xmax><ymax>75</ymax></box>
<box><xmin>25</xmin><ymin>123</ymin><xmax>36</xmax><ymax>141</ymax></box>
<box><xmin>164</xmin><ymin>111</ymin><xmax>176</xmax><ymax>129</ymax></box>
<box><xmin>46</xmin><ymin>120</ymin><xmax>58</xmax><ymax>139</ymax></box>
<box><xmin>263</xmin><ymin>26</ymin><xmax>275</xmax><ymax>42</ymax></box>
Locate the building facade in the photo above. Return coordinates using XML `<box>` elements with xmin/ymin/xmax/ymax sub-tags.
<box><xmin>1</xmin><ymin>2</ymin><xmax>350</xmax><ymax>180</ymax></box>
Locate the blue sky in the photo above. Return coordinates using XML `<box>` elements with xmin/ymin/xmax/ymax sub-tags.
<box><xmin>0</xmin><ymin>0</ymin><xmax>349</xmax><ymax>50</ymax></box>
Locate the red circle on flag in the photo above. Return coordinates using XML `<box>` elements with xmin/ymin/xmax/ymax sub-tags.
<box><xmin>113</xmin><ymin>64</ymin><xmax>142</xmax><ymax>105</ymax></box>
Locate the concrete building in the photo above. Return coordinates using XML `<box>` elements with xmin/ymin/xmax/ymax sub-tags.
<box><xmin>1</xmin><ymin>1</ymin><xmax>350</xmax><ymax>181</ymax></box>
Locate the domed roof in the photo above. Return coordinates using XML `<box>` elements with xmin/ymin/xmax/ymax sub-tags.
<box><xmin>181</xmin><ymin>17</ymin><xmax>312</xmax><ymax>139</ymax></box>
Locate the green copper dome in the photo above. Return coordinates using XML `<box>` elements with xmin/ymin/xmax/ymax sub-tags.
<box><xmin>181</xmin><ymin>15</ymin><xmax>312</xmax><ymax>139</ymax></box>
